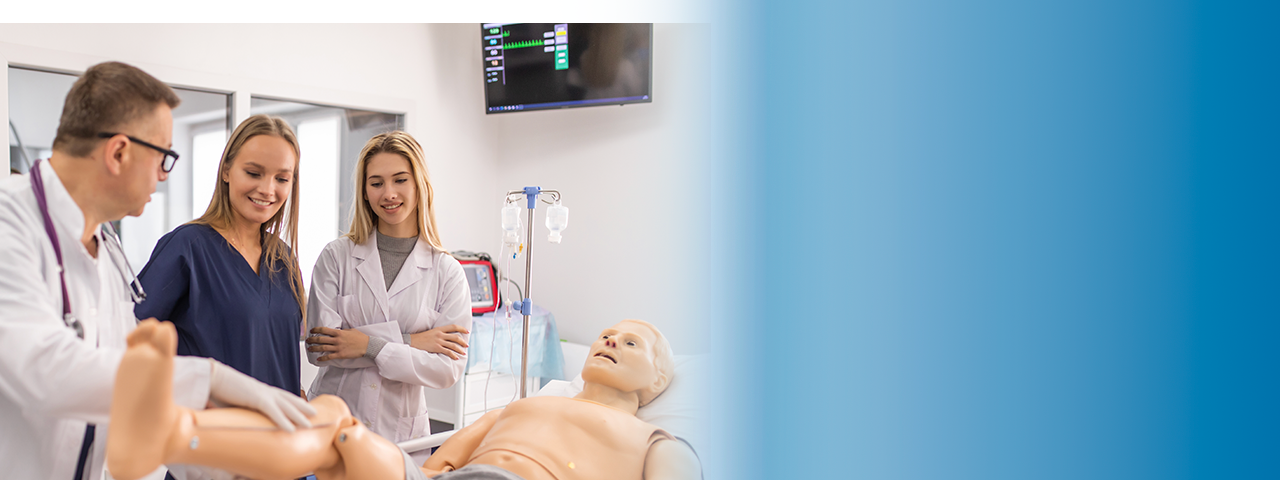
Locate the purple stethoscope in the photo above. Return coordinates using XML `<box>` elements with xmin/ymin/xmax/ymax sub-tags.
<box><xmin>28</xmin><ymin>160</ymin><xmax>147</xmax><ymax>340</ymax></box>
<box><xmin>29</xmin><ymin>159</ymin><xmax>146</xmax><ymax>480</ymax></box>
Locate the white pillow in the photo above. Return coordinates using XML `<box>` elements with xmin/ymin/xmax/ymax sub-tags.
<box><xmin>535</xmin><ymin>354</ymin><xmax>708</xmax><ymax>454</ymax></box>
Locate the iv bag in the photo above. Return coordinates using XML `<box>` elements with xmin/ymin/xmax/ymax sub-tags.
<box><xmin>545</xmin><ymin>203</ymin><xmax>569</xmax><ymax>243</ymax></box>
<box><xmin>502</xmin><ymin>203</ymin><xmax>521</xmax><ymax>245</ymax></box>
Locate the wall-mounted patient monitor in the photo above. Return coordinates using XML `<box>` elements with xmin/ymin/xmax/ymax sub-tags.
<box><xmin>481</xmin><ymin>23</ymin><xmax>653</xmax><ymax>114</ymax></box>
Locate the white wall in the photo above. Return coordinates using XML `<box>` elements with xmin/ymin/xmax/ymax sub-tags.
<box><xmin>0</xmin><ymin>23</ymin><xmax>499</xmax><ymax>252</ymax></box>
<box><xmin>0</xmin><ymin>23</ymin><xmax>720</xmax><ymax>354</ymax></box>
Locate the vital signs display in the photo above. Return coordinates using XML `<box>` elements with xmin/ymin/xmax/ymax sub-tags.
<box><xmin>481</xmin><ymin>23</ymin><xmax>653</xmax><ymax>114</ymax></box>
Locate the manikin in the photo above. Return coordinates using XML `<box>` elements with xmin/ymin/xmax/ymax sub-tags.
<box><xmin>106</xmin><ymin>319</ymin><xmax>701</xmax><ymax>480</ymax></box>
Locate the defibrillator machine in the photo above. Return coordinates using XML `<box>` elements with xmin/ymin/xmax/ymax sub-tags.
<box><xmin>454</xmin><ymin>251</ymin><xmax>500</xmax><ymax>315</ymax></box>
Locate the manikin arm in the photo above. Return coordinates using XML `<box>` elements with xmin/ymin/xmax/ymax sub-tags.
<box><xmin>420</xmin><ymin>409</ymin><xmax>503</xmax><ymax>474</ymax></box>
<box><xmin>644</xmin><ymin>438</ymin><xmax>702</xmax><ymax>480</ymax></box>
<box><xmin>107</xmin><ymin>320</ymin><xmax>404</xmax><ymax>480</ymax></box>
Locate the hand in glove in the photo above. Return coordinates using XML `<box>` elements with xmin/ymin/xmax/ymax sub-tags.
<box><xmin>208</xmin><ymin>360</ymin><xmax>316</xmax><ymax>432</ymax></box>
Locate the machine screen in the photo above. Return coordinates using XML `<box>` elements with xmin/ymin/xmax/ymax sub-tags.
<box><xmin>481</xmin><ymin>23</ymin><xmax>652</xmax><ymax>113</ymax></box>
<box><xmin>463</xmin><ymin>263</ymin><xmax>494</xmax><ymax>308</ymax></box>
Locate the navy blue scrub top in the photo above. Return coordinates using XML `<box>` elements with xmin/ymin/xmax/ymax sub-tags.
<box><xmin>134</xmin><ymin>223</ymin><xmax>302</xmax><ymax>395</ymax></box>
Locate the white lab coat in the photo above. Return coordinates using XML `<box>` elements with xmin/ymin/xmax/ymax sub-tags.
<box><xmin>306</xmin><ymin>234</ymin><xmax>471</xmax><ymax>443</ymax></box>
<box><xmin>0</xmin><ymin>161</ymin><xmax>211</xmax><ymax>480</ymax></box>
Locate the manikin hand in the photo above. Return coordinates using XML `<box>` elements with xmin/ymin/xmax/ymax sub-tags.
<box><xmin>409</xmin><ymin>324</ymin><xmax>470</xmax><ymax>360</ymax></box>
<box><xmin>207</xmin><ymin>360</ymin><xmax>316</xmax><ymax>432</ymax></box>
<box><xmin>306</xmin><ymin>326</ymin><xmax>370</xmax><ymax>361</ymax></box>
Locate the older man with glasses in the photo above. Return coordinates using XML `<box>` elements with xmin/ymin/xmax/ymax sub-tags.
<box><xmin>0</xmin><ymin>61</ymin><xmax>316</xmax><ymax>480</ymax></box>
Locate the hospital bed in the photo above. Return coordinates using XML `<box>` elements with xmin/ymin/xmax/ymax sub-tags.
<box><xmin>421</xmin><ymin>304</ymin><xmax>565</xmax><ymax>431</ymax></box>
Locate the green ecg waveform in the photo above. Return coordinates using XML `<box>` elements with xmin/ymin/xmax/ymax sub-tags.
<box><xmin>504</xmin><ymin>39</ymin><xmax>546</xmax><ymax>50</ymax></box>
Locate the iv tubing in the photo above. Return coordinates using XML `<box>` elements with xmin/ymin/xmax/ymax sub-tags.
<box><xmin>505</xmin><ymin>244</ymin><xmax>519</xmax><ymax>404</ymax></box>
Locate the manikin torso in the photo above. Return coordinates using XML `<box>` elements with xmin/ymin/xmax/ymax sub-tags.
<box><xmin>469</xmin><ymin>396</ymin><xmax>674</xmax><ymax>480</ymax></box>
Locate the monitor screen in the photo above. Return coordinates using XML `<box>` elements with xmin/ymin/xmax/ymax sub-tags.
<box><xmin>462</xmin><ymin>263</ymin><xmax>494</xmax><ymax>308</ymax></box>
<box><xmin>481</xmin><ymin>23</ymin><xmax>652</xmax><ymax>114</ymax></box>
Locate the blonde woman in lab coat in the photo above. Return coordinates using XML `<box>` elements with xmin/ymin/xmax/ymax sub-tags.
<box><xmin>304</xmin><ymin>131</ymin><xmax>471</xmax><ymax>443</ymax></box>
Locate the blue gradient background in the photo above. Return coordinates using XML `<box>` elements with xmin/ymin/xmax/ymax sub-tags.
<box><xmin>724</xmin><ymin>0</ymin><xmax>1280</xmax><ymax>478</ymax></box>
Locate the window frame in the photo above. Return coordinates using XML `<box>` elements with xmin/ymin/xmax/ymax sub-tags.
<box><xmin>1</xmin><ymin>44</ymin><xmax>414</xmax><ymax>169</ymax></box>
<box><xmin>2</xmin><ymin>45</ymin><xmax>411</xmax><ymax>286</ymax></box>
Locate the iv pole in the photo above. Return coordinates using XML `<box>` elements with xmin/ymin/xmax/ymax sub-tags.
<box><xmin>505</xmin><ymin>187</ymin><xmax>563</xmax><ymax>399</ymax></box>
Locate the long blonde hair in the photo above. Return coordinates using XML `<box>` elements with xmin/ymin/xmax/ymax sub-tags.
<box><xmin>190</xmin><ymin>114</ymin><xmax>306</xmax><ymax>325</ymax></box>
<box><xmin>345</xmin><ymin>131</ymin><xmax>446</xmax><ymax>252</ymax></box>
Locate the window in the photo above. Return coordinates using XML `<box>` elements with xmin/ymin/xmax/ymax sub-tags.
<box><xmin>6</xmin><ymin>66</ymin><xmax>231</xmax><ymax>269</ymax></box>
<box><xmin>248</xmin><ymin>97</ymin><xmax>402</xmax><ymax>288</ymax></box>
<box><xmin>190</xmin><ymin>129</ymin><xmax>228</xmax><ymax>219</ymax></box>
<box><xmin>7</xmin><ymin>66</ymin><xmax>403</xmax><ymax>286</ymax></box>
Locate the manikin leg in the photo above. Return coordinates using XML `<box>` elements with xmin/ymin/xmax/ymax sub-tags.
<box><xmin>106</xmin><ymin>321</ymin><xmax>408</xmax><ymax>480</ymax></box>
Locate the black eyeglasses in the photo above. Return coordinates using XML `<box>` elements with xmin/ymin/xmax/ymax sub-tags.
<box><xmin>97</xmin><ymin>132</ymin><xmax>180</xmax><ymax>172</ymax></box>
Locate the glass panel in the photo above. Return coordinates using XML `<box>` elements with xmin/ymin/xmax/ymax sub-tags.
<box><xmin>7</xmin><ymin>66</ymin><xmax>231</xmax><ymax>270</ymax></box>
<box><xmin>7</xmin><ymin>67</ymin><xmax>75</xmax><ymax>173</ymax></box>
<box><xmin>139</xmin><ymin>87</ymin><xmax>230</xmax><ymax>269</ymax></box>
<box><xmin>169</xmin><ymin>89</ymin><xmax>232</xmax><ymax>228</ymax></box>
<box><xmin>190</xmin><ymin>129</ymin><xmax>229</xmax><ymax>219</ymax></box>
<box><xmin>249</xmin><ymin>97</ymin><xmax>403</xmax><ymax>288</ymax></box>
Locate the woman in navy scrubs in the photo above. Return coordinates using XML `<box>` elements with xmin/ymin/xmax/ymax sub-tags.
<box><xmin>135</xmin><ymin>114</ymin><xmax>306</xmax><ymax>400</ymax></box>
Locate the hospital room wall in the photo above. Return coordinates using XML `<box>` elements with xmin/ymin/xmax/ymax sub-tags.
<box><xmin>1</xmin><ymin>20</ymin><xmax>735</xmax><ymax>476</ymax></box>
<box><xmin>0</xmin><ymin>24</ymin><xmax>501</xmax><ymax>254</ymax></box>
<box><xmin>482</xmin><ymin>23</ymin><xmax>725</xmax><ymax>354</ymax></box>
<box><xmin>0</xmin><ymin>22</ymin><xmax>726</xmax><ymax>354</ymax></box>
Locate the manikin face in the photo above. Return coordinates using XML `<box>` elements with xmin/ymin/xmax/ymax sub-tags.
<box><xmin>117</xmin><ymin>104</ymin><xmax>174</xmax><ymax>217</ymax></box>
<box><xmin>364</xmin><ymin>152</ymin><xmax>418</xmax><ymax>233</ymax></box>
<box><xmin>582</xmin><ymin>321</ymin><xmax>663</xmax><ymax>395</ymax></box>
<box><xmin>222</xmin><ymin>135</ymin><xmax>296</xmax><ymax>229</ymax></box>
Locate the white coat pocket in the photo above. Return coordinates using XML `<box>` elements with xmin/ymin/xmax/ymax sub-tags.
<box><xmin>398</xmin><ymin>411</ymin><xmax>430</xmax><ymax>442</ymax></box>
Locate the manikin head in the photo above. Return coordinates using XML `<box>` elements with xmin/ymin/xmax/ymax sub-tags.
<box><xmin>582</xmin><ymin>319</ymin><xmax>675</xmax><ymax>407</ymax></box>
<box><xmin>52</xmin><ymin>61</ymin><xmax>181</xmax><ymax>221</ymax></box>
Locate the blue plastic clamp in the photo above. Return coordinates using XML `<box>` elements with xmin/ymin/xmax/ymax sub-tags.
<box><xmin>523</xmin><ymin>186</ymin><xmax>541</xmax><ymax>209</ymax></box>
